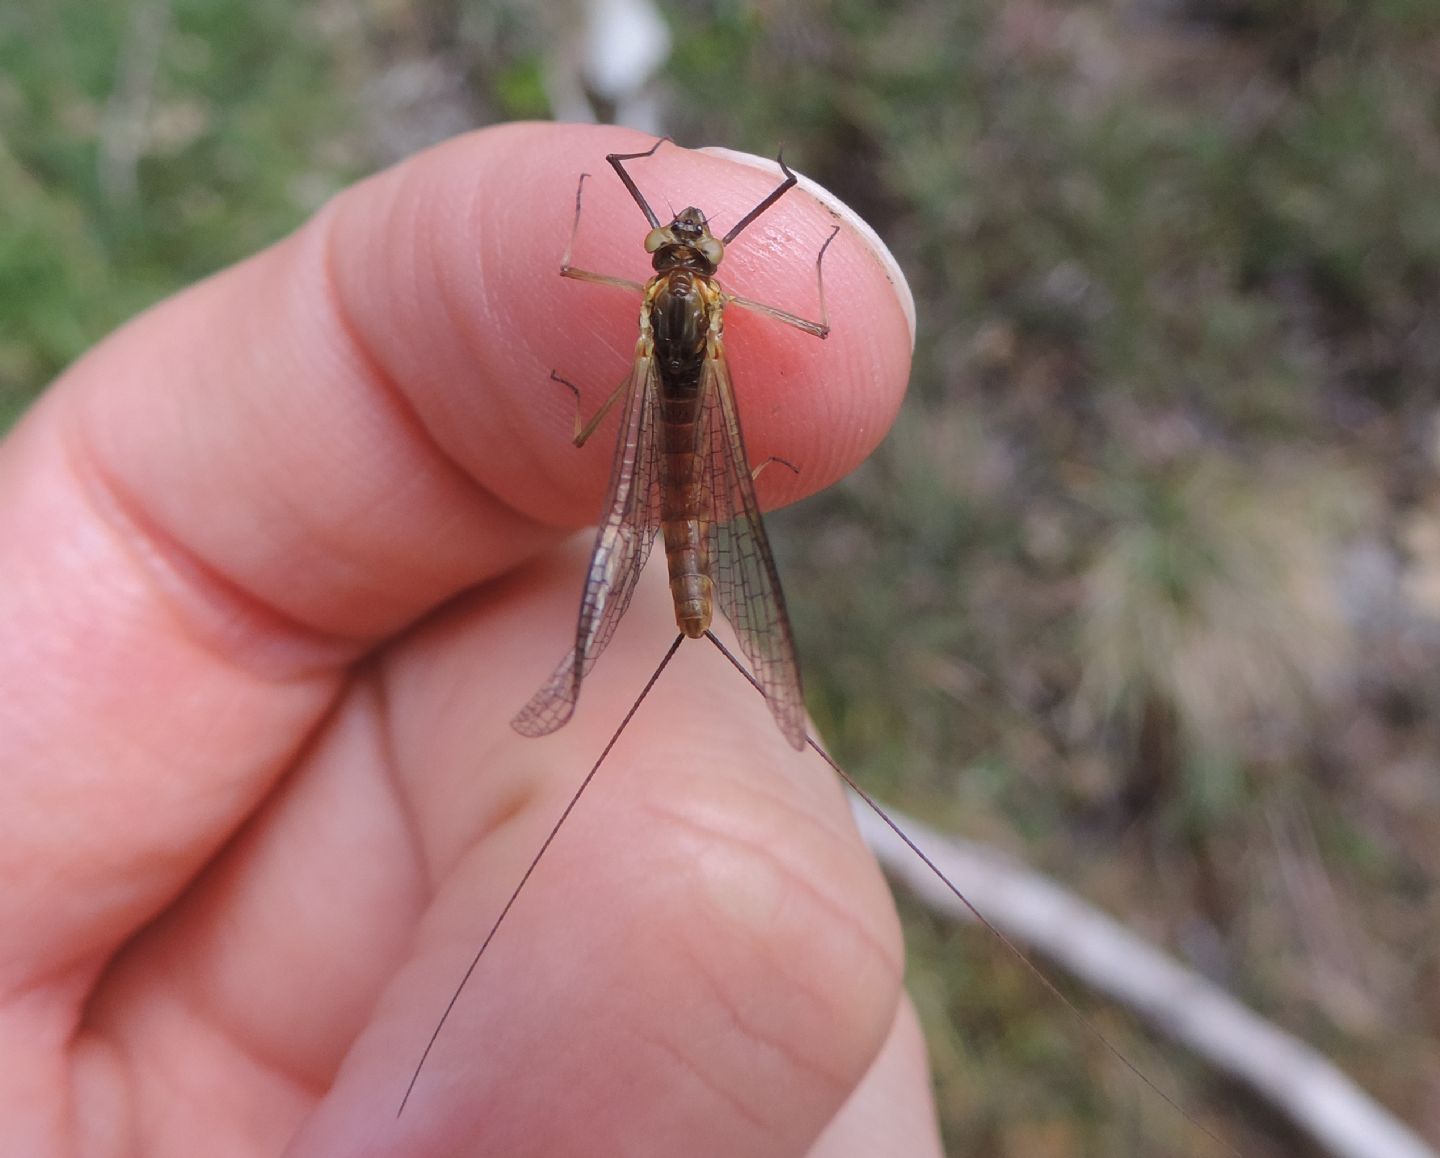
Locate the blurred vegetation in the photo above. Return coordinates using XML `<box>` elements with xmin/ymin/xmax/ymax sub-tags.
<box><xmin>5</xmin><ymin>0</ymin><xmax>1440</xmax><ymax>1153</ymax></box>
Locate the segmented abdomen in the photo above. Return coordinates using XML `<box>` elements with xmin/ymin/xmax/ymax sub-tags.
<box><xmin>650</xmin><ymin>268</ymin><xmax>716</xmax><ymax>638</ymax></box>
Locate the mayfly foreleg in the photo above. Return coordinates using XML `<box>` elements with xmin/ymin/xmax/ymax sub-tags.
<box><xmin>726</xmin><ymin>224</ymin><xmax>840</xmax><ymax>339</ymax></box>
<box><xmin>560</xmin><ymin>172</ymin><xmax>646</xmax><ymax>294</ymax></box>
<box><xmin>550</xmin><ymin>368</ymin><xmax>634</xmax><ymax>447</ymax></box>
<box><xmin>720</xmin><ymin>150</ymin><xmax>800</xmax><ymax>244</ymax></box>
<box><xmin>606</xmin><ymin>138</ymin><xmax>671</xmax><ymax>228</ymax></box>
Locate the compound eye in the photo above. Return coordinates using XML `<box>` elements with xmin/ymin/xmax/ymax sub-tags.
<box><xmin>699</xmin><ymin>236</ymin><xmax>724</xmax><ymax>265</ymax></box>
<box><xmin>644</xmin><ymin>227</ymin><xmax>669</xmax><ymax>253</ymax></box>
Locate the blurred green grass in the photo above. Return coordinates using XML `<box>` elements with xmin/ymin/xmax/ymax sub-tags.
<box><xmin>0</xmin><ymin>0</ymin><xmax>365</xmax><ymax>421</ymax></box>
<box><xmin>6</xmin><ymin>0</ymin><xmax>1440</xmax><ymax>1154</ymax></box>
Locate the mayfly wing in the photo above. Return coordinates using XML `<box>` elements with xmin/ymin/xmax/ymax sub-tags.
<box><xmin>512</xmin><ymin>348</ymin><xmax>665</xmax><ymax>736</ymax></box>
<box><xmin>700</xmin><ymin>342</ymin><xmax>808</xmax><ymax>750</ymax></box>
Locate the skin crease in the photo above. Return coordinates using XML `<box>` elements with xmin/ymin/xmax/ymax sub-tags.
<box><xmin>0</xmin><ymin>122</ymin><xmax>936</xmax><ymax>1157</ymax></box>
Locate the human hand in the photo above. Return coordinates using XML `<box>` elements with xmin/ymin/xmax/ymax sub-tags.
<box><xmin>0</xmin><ymin>122</ymin><xmax>932</xmax><ymax>1157</ymax></box>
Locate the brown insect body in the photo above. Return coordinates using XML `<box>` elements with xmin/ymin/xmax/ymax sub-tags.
<box><xmin>648</xmin><ymin>208</ymin><xmax>726</xmax><ymax>640</ymax></box>
<box><xmin>512</xmin><ymin>144</ymin><xmax>834</xmax><ymax>752</ymax></box>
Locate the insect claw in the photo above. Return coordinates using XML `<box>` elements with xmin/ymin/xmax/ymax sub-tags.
<box><xmin>751</xmin><ymin>455</ymin><xmax>801</xmax><ymax>482</ymax></box>
<box><xmin>549</xmin><ymin>368</ymin><xmax>581</xmax><ymax>399</ymax></box>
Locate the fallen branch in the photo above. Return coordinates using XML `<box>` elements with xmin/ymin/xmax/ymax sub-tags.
<box><xmin>852</xmin><ymin>798</ymin><xmax>1436</xmax><ymax>1158</ymax></box>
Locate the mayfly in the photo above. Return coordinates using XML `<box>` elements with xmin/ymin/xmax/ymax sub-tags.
<box><xmin>399</xmin><ymin>140</ymin><xmax>1238</xmax><ymax>1155</ymax></box>
<box><xmin>397</xmin><ymin>138</ymin><xmax>836</xmax><ymax>1113</ymax></box>
<box><xmin>511</xmin><ymin>138</ymin><xmax>830</xmax><ymax>749</ymax></box>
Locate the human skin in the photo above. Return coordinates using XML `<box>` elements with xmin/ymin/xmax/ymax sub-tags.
<box><xmin>0</xmin><ymin>121</ymin><xmax>937</xmax><ymax>1157</ymax></box>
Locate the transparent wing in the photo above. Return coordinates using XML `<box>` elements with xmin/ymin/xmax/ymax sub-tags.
<box><xmin>701</xmin><ymin>344</ymin><xmax>808</xmax><ymax>749</ymax></box>
<box><xmin>512</xmin><ymin>351</ymin><xmax>665</xmax><ymax>737</ymax></box>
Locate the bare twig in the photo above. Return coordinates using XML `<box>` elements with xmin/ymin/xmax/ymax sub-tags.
<box><xmin>853</xmin><ymin>799</ymin><xmax>1436</xmax><ymax>1158</ymax></box>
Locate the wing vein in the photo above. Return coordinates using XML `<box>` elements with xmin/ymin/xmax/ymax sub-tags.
<box><xmin>512</xmin><ymin>350</ymin><xmax>665</xmax><ymax>737</ymax></box>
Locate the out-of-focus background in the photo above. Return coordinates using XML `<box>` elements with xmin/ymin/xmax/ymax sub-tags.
<box><xmin>4</xmin><ymin>1</ymin><xmax>1439</xmax><ymax>1154</ymax></box>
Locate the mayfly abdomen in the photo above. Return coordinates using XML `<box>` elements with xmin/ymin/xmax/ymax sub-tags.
<box><xmin>652</xmin><ymin>268</ymin><xmax>716</xmax><ymax>638</ymax></box>
<box><xmin>662</xmin><ymin>517</ymin><xmax>711</xmax><ymax>637</ymax></box>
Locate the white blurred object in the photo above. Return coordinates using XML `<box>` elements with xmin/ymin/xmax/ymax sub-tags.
<box><xmin>545</xmin><ymin>0</ymin><xmax>672</xmax><ymax>133</ymax></box>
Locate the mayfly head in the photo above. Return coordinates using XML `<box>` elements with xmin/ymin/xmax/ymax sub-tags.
<box><xmin>645</xmin><ymin>206</ymin><xmax>724</xmax><ymax>275</ymax></box>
